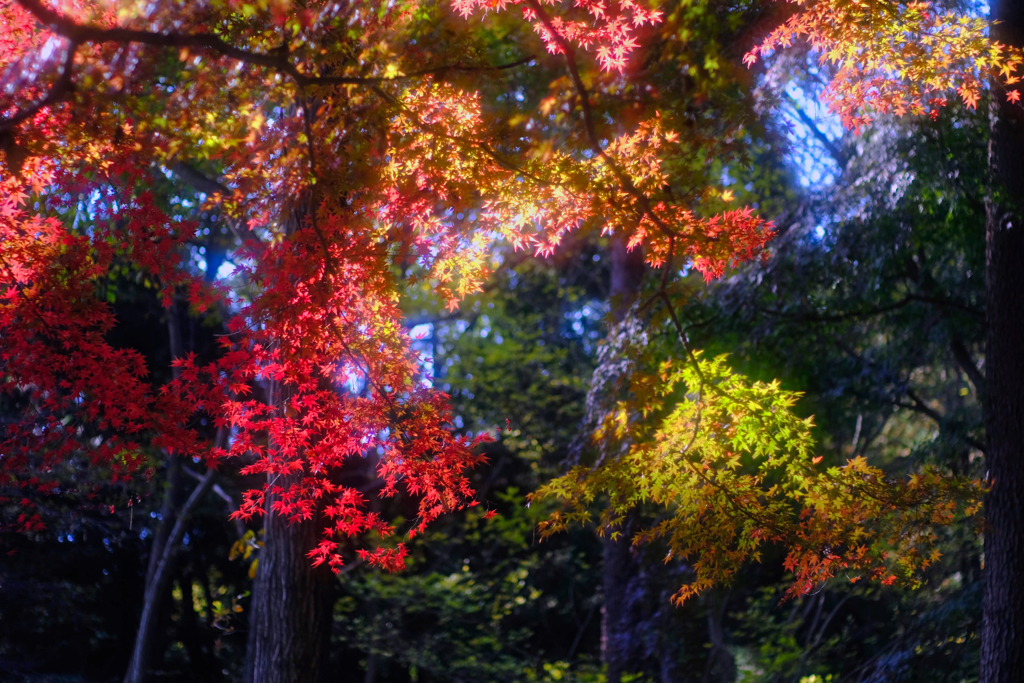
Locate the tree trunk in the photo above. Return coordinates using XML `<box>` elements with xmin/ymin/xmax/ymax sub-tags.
<box><xmin>602</xmin><ymin>514</ymin><xmax>639</xmax><ymax>683</ymax></box>
<box><xmin>123</xmin><ymin>300</ymin><xmax>188</xmax><ymax>683</ymax></box>
<box><xmin>243</xmin><ymin>481</ymin><xmax>334</xmax><ymax>683</ymax></box>
<box><xmin>244</xmin><ymin>381</ymin><xmax>334</xmax><ymax>683</ymax></box>
<box><xmin>124</xmin><ymin>467</ymin><xmax>216</xmax><ymax>683</ymax></box>
<box><xmin>601</xmin><ymin>240</ymin><xmax>646</xmax><ymax>683</ymax></box>
<box><xmin>983</xmin><ymin>0</ymin><xmax>1024</xmax><ymax>678</ymax></box>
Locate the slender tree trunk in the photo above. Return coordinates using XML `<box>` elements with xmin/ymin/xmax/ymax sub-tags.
<box><xmin>244</xmin><ymin>381</ymin><xmax>334</xmax><ymax>683</ymax></box>
<box><xmin>602</xmin><ymin>514</ymin><xmax>638</xmax><ymax>683</ymax></box>
<box><xmin>123</xmin><ymin>300</ymin><xmax>188</xmax><ymax>683</ymax></box>
<box><xmin>983</xmin><ymin>0</ymin><xmax>1024</xmax><ymax>679</ymax></box>
<box><xmin>142</xmin><ymin>299</ymin><xmax>187</xmax><ymax>593</ymax></box>
<box><xmin>124</xmin><ymin>466</ymin><xmax>216</xmax><ymax>683</ymax></box>
<box><xmin>601</xmin><ymin>240</ymin><xmax>645</xmax><ymax>683</ymax></box>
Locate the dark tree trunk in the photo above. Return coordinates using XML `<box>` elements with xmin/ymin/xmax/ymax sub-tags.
<box><xmin>124</xmin><ymin>465</ymin><xmax>216</xmax><ymax>683</ymax></box>
<box><xmin>143</xmin><ymin>298</ymin><xmax>188</xmax><ymax>595</ymax></box>
<box><xmin>244</xmin><ymin>480</ymin><xmax>334</xmax><ymax>683</ymax></box>
<box><xmin>240</xmin><ymin>197</ymin><xmax>335</xmax><ymax>682</ymax></box>
<box><xmin>701</xmin><ymin>591</ymin><xmax>735</xmax><ymax>683</ymax></box>
<box><xmin>244</xmin><ymin>380</ymin><xmax>334</xmax><ymax>683</ymax></box>
<box><xmin>601</xmin><ymin>240</ymin><xmax>646</xmax><ymax>683</ymax></box>
<box><xmin>123</xmin><ymin>300</ymin><xmax>189</xmax><ymax>683</ymax></box>
<box><xmin>176</xmin><ymin>568</ymin><xmax>221</xmax><ymax>681</ymax></box>
<box><xmin>983</xmin><ymin>0</ymin><xmax>1024</xmax><ymax>678</ymax></box>
<box><xmin>602</xmin><ymin>515</ymin><xmax>639</xmax><ymax>683</ymax></box>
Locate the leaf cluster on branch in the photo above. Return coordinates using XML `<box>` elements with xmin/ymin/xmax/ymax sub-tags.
<box><xmin>0</xmin><ymin>0</ymin><xmax>993</xmax><ymax>598</ymax></box>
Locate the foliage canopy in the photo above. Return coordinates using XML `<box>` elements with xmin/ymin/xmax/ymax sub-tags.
<box><xmin>0</xmin><ymin>0</ymin><xmax>996</xmax><ymax>603</ymax></box>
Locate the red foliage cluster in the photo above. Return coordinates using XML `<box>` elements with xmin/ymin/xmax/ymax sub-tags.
<box><xmin>168</xmin><ymin>213</ymin><xmax>489</xmax><ymax>572</ymax></box>
<box><xmin>453</xmin><ymin>0</ymin><xmax>662</xmax><ymax>72</ymax></box>
<box><xmin>0</xmin><ymin>140</ymin><xmax>489</xmax><ymax>569</ymax></box>
<box><xmin>0</xmin><ymin>148</ymin><xmax>208</xmax><ymax>532</ymax></box>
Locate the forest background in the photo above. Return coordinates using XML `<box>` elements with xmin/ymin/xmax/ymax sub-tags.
<box><xmin>0</xmin><ymin>0</ymin><xmax>1016</xmax><ymax>680</ymax></box>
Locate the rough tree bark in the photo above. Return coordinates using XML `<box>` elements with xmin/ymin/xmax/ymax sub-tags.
<box><xmin>600</xmin><ymin>239</ymin><xmax>646</xmax><ymax>683</ymax></box>
<box><xmin>983</xmin><ymin>0</ymin><xmax>1024</xmax><ymax>678</ymax></box>
<box><xmin>243</xmin><ymin>380</ymin><xmax>334</xmax><ymax>683</ymax></box>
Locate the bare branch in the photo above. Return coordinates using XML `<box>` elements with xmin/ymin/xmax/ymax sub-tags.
<box><xmin>906</xmin><ymin>293</ymin><xmax>984</xmax><ymax>319</ymax></box>
<box><xmin>170</xmin><ymin>162</ymin><xmax>265</xmax><ymax>246</ymax></box>
<box><xmin>783</xmin><ymin>92</ymin><xmax>847</xmax><ymax>168</ymax></box>
<box><xmin>183</xmin><ymin>464</ymin><xmax>233</xmax><ymax>508</ymax></box>
<box><xmin>894</xmin><ymin>389</ymin><xmax>987</xmax><ymax>453</ymax></box>
<box><xmin>950</xmin><ymin>337</ymin><xmax>985</xmax><ymax>398</ymax></box>
<box><xmin>762</xmin><ymin>292</ymin><xmax>982</xmax><ymax>325</ymax></box>
<box><xmin>171</xmin><ymin>162</ymin><xmax>229</xmax><ymax>195</ymax></box>
<box><xmin>762</xmin><ymin>297</ymin><xmax>916</xmax><ymax>323</ymax></box>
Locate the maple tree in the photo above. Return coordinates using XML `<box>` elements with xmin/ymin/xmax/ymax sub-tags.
<box><xmin>0</xmin><ymin>0</ymin><xmax>1012</xmax><ymax>673</ymax></box>
<box><xmin>0</xmin><ymin>0</ymin><xmax>775</xmax><ymax>578</ymax></box>
<box><xmin>535</xmin><ymin>352</ymin><xmax>982</xmax><ymax>603</ymax></box>
<box><xmin>684</xmin><ymin>104</ymin><xmax>990</xmax><ymax>680</ymax></box>
<box><xmin>745</xmin><ymin>0</ymin><xmax>1024</xmax><ymax>130</ymax></box>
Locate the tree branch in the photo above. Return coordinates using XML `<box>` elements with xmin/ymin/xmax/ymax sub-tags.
<box><xmin>895</xmin><ymin>389</ymin><xmax>987</xmax><ymax>453</ymax></box>
<box><xmin>171</xmin><ymin>161</ymin><xmax>229</xmax><ymax>195</ymax></box>
<box><xmin>0</xmin><ymin>39</ymin><xmax>78</xmax><ymax>132</ymax></box>
<box><xmin>184</xmin><ymin>464</ymin><xmax>244</xmax><ymax>538</ymax></box>
<box><xmin>949</xmin><ymin>337</ymin><xmax>985</xmax><ymax>398</ymax></box>
<box><xmin>16</xmin><ymin>0</ymin><xmax>531</xmax><ymax>90</ymax></box>
<box><xmin>170</xmin><ymin>161</ymin><xmax>265</xmax><ymax>246</ymax></box>
<box><xmin>522</xmin><ymin>0</ymin><xmax>678</xmax><ymax>240</ymax></box>
<box><xmin>906</xmin><ymin>293</ymin><xmax>984</xmax><ymax>319</ymax></box>
<box><xmin>761</xmin><ymin>292</ymin><xmax>982</xmax><ymax>325</ymax></box>
<box><xmin>306</xmin><ymin>55</ymin><xmax>535</xmax><ymax>86</ymax></box>
<box><xmin>783</xmin><ymin>92</ymin><xmax>847</xmax><ymax>168</ymax></box>
<box><xmin>19</xmin><ymin>0</ymin><xmax>297</xmax><ymax>72</ymax></box>
<box><xmin>124</xmin><ymin>466</ymin><xmax>216</xmax><ymax>683</ymax></box>
<box><xmin>762</xmin><ymin>297</ymin><xmax>915</xmax><ymax>323</ymax></box>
